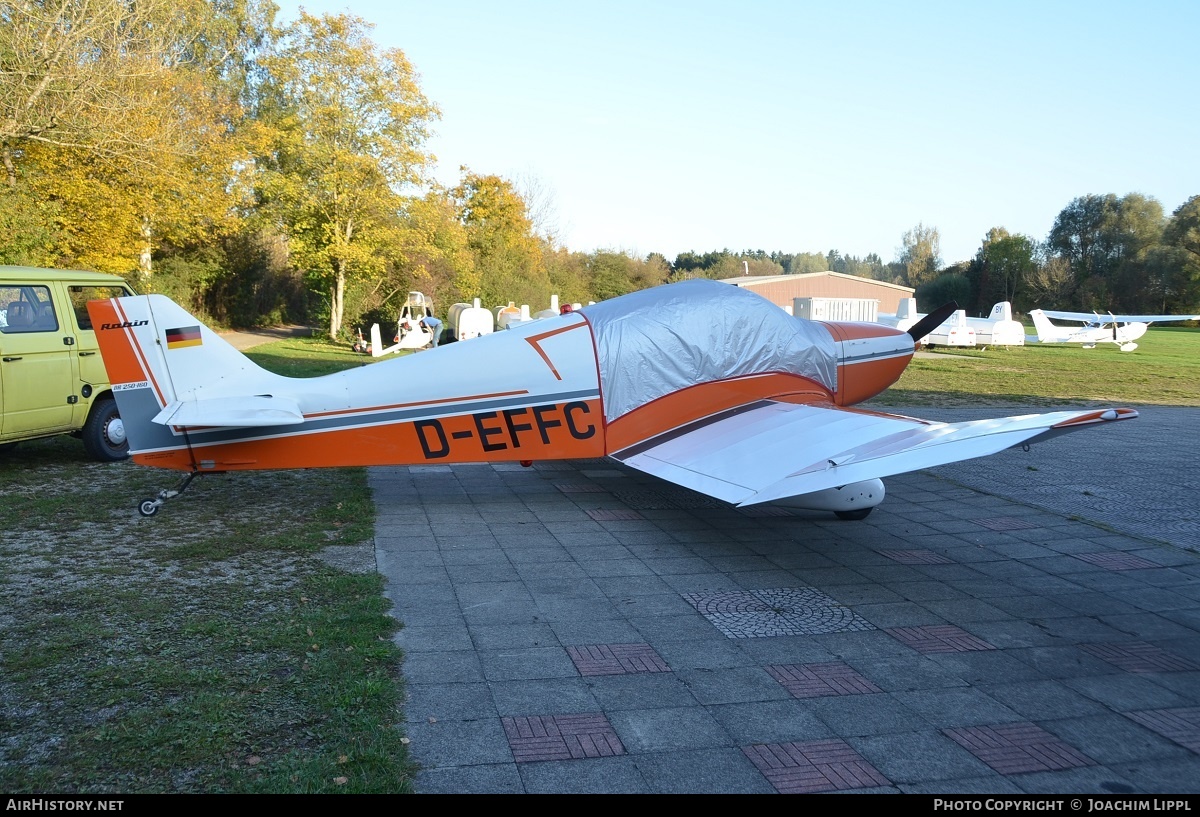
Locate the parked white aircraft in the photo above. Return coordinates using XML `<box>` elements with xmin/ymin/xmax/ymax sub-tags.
<box><xmin>965</xmin><ymin>302</ymin><xmax>1025</xmax><ymax>347</ymax></box>
<box><xmin>878</xmin><ymin>299</ymin><xmax>975</xmax><ymax>346</ymax></box>
<box><xmin>876</xmin><ymin>298</ymin><xmax>921</xmax><ymax>335</ymax></box>
<box><xmin>880</xmin><ymin>299</ymin><xmax>1024</xmax><ymax>347</ymax></box>
<box><xmin>1028</xmin><ymin>309</ymin><xmax>1200</xmax><ymax>352</ymax></box>
<box><xmin>923</xmin><ymin>309</ymin><xmax>976</xmax><ymax>347</ymax></box>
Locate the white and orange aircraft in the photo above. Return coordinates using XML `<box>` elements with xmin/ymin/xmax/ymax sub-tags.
<box><xmin>86</xmin><ymin>279</ymin><xmax>1137</xmax><ymax>518</ymax></box>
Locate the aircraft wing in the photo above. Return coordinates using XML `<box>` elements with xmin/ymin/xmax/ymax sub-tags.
<box><xmin>611</xmin><ymin>401</ymin><xmax>1137</xmax><ymax>507</ymax></box>
<box><xmin>1041</xmin><ymin>309</ymin><xmax>1200</xmax><ymax>324</ymax></box>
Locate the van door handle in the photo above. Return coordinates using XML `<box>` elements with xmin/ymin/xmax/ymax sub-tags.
<box><xmin>79</xmin><ymin>351</ymin><xmax>96</xmax><ymax>356</ymax></box>
<box><xmin>3</xmin><ymin>356</ymin><xmax>22</xmax><ymax>362</ymax></box>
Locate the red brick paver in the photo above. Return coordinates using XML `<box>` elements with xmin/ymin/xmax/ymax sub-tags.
<box><xmin>740</xmin><ymin>506</ymin><xmax>794</xmax><ymax>517</ymax></box>
<box><xmin>887</xmin><ymin>625</ymin><xmax>997</xmax><ymax>654</ymax></box>
<box><xmin>943</xmin><ymin>723</ymin><xmax>1096</xmax><ymax>774</ymax></box>
<box><xmin>1073</xmin><ymin>552</ymin><xmax>1159</xmax><ymax>571</ymax></box>
<box><xmin>766</xmin><ymin>662</ymin><xmax>883</xmax><ymax>699</ymax></box>
<box><xmin>1081</xmin><ymin>642</ymin><xmax>1200</xmax><ymax>673</ymax></box>
<box><xmin>976</xmin><ymin>517</ymin><xmax>1038</xmax><ymax>531</ymax></box>
<box><xmin>1126</xmin><ymin>707</ymin><xmax>1200</xmax><ymax>753</ymax></box>
<box><xmin>586</xmin><ymin>508</ymin><xmax>645</xmax><ymax>521</ymax></box>
<box><xmin>743</xmin><ymin>739</ymin><xmax>890</xmax><ymax>793</ymax></box>
<box><xmin>878</xmin><ymin>549</ymin><xmax>954</xmax><ymax>565</ymax></box>
<box><xmin>554</xmin><ymin>482</ymin><xmax>608</xmax><ymax>493</ymax></box>
<box><xmin>567</xmin><ymin>643</ymin><xmax>671</xmax><ymax>676</ymax></box>
<box><xmin>502</xmin><ymin>714</ymin><xmax>625</xmax><ymax>763</ymax></box>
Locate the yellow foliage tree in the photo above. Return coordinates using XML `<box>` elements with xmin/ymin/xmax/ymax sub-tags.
<box><xmin>256</xmin><ymin>11</ymin><xmax>439</xmax><ymax>340</ymax></box>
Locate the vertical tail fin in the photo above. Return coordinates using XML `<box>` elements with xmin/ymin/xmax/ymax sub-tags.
<box><xmin>1029</xmin><ymin>309</ymin><xmax>1064</xmax><ymax>342</ymax></box>
<box><xmin>370</xmin><ymin>323</ymin><xmax>385</xmax><ymax>357</ymax></box>
<box><xmin>86</xmin><ymin>294</ymin><xmax>287</xmax><ymax>456</ymax></box>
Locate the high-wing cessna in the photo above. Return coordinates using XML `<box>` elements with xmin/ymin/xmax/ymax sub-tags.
<box><xmin>87</xmin><ymin>279</ymin><xmax>1137</xmax><ymax>518</ymax></box>
<box><xmin>1029</xmin><ymin>309</ymin><xmax>1200</xmax><ymax>352</ymax></box>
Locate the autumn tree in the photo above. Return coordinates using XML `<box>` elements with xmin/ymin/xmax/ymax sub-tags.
<box><xmin>583</xmin><ymin>250</ymin><xmax>672</xmax><ymax>301</ymax></box>
<box><xmin>2</xmin><ymin>0</ymin><xmax>199</xmax><ymax>184</ymax></box>
<box><xmin>390</xmin><ymin>191</ymin><xmax>477</xmax><ymax>311</ymax></box>
<box><xmin>1022</xmin><ymin>252</ymin><xmax>1074</xmax><ymax>312</ymax></box>
<box><xmin>544</xmin><ymin>247</ymin><xmax>595</xmax><ymax>305</ymax></box>
<box><xmin>449</xmin><ymin>169</ymin><xmax>549</xmax><ymax>309</ymax></box>
<box><xmin>1</xmin><ymin>0</ymin><xmax>274</xmax><ymax>279</ymax></box>
<box><xmin>256</xmin><ymin>11</ymin><xmax>438</xmax><ymax>339</ymax></box>
<box><xmin>898</xmin><ymin>223</ymin><xmax>941</xmax><ymax>288</ymax></box>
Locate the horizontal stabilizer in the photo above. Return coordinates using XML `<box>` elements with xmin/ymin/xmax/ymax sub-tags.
<box><xmin>612</xmin><ymin>402</ymin><xmax>1137</xmax><ymax>508</ymax></box>
<box><xmin>153</xmin><ymin>395</ymin><xmax>305</xmax><ymax>428</ymax></box>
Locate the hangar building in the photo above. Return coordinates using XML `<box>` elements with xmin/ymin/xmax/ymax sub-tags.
<box><xmin>721</xmin><ymin>272</ymin><xmax>915</xmax><ymax>316</ymax></box>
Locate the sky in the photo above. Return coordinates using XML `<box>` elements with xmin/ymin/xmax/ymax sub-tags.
<box><xmin>273</xmin><ymin>1</ymin><xmax>1200</xmax><ymax>266</ymax></box>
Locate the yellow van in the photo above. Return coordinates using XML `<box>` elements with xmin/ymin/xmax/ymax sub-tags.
<box><xmin>0</xmin><ymin>266</ymin><xmax>136</xmax><ymax>461</ymax></box>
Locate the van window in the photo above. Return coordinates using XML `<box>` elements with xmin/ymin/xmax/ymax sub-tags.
<box><xmin>0</xmin><ymin>285</ymin><xmax>58</xmax><ymax>334</ymax></box>
<box><xmin>68</xmin><ymin>285</ymin><xmax>134</xmax><ymax>330</ymax></box>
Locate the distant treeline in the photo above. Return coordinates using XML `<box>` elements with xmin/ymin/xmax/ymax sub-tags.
<box><xmin>3</xmin><ymin>3</ymin><xmax>1196</xmax><ymax>338</ymax></box>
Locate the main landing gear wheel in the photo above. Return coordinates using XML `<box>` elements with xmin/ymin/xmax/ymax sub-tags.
<box><xmin>139</xmin><ymin>499</ymin><xmax>161</xmax><ymax>517</ymax></box>
<box><xmin>834</xmin><ymin>507</ymin><xmax>873</xmax><ymax>521</ymax></box>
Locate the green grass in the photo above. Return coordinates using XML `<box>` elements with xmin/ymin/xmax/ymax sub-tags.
<box><xmin>0</xmin><ymin>345</ymin><xmax>415</xmax><ymax>794</ymax></box>
<box><xmin>242</xmin><ymin>334</ymin><xmax>415</xmax><ymax>377</ymax></box>
<box><xmin>869</xmin><ymin>326</ymin><xmax>1200</xmax><ymax>408</ymax></box>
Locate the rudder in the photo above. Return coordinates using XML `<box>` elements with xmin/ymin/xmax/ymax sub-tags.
<box><xmin>86</xmin><ymin>294</ymin><xmax>284</xmax><ymax>458</ymax></box>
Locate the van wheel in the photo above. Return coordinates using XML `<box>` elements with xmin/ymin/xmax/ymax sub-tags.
<box><xmin>82</xmin><ymin>397</ymin><xmax>129</xmax><ymax>462</ymax></box>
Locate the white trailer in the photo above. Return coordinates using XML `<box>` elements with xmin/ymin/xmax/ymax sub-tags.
<box><xmin>792</xmin><ymin>297</ymin><xmax>879</xmax><ymax>322</ymax></box>
<box><xmin>447</xmin><ymin>298</ymin><xmax>494</xmax><ymax>341</ymax></box>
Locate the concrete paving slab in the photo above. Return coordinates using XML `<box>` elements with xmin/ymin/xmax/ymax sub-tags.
<box><xmin>372</xmin><ymin>406</ymin><xmax>1200</xmax><ymax>793</ymax></box>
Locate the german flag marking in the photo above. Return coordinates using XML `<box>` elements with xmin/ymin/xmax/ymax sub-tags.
<box><xmin>166</xmin><ymin>325</ymin><xmax>202</xmax><ymax>349</ymax></box>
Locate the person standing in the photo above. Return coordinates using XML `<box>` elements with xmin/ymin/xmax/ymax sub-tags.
<box><xmin>420</xmin><ymin>314</ymin><xmax>443</xmax><ymax>348</ymax></box>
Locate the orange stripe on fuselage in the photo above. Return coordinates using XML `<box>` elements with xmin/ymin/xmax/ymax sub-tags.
<box><xmin>524</xmin><ymin>322</ymin><xmax>585</xmax><ymax>381</ymax></box>
<box><xmin>132</xmin><ymin>398</ymin><xmax>607</xmax><ymax>472</ymax></box>
<box><xmin>604</xmin><ymin>373</ymin><xmax>833</xmax><ymax>453</ymax></box>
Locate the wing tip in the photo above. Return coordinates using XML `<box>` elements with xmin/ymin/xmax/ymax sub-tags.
<box><xmin>1053</xmin><ymin>408</ymin><xmax>1138</xmax><ymax>428</ymax></box>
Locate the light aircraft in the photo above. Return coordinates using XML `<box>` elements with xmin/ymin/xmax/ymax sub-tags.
<box><xmin>877</xmin><ymin>298</ymin><xmax>976</xmax><ymax>347</ymax></box>
<box><xmin>86</xmin><ymin>279</ymin><xmax>1136</xmax><ymax>519</ymax></box>
<box><xmin>880</xmin><ymin>299</ymin><xmax>1024</xmax><ymax>347</ymax></box>
<box><xmin>964</xmin><ymin>302</ymin><xmax>1025</xmax><ymax>347</ymax></box>
<box><xmin>1028</xmin><ymin>309</ymin><xmax>1200</xmax><ymax>352</ymax></box>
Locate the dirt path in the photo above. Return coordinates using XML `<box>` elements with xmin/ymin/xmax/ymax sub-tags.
<box><xmin>217</xmin><ymin>325</ymin><xmax>313</xmax><ymax>351</ymax></box>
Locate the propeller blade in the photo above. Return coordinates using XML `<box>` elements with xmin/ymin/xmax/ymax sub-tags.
<box><xmin>907</xmin><ymin>301</ymin><xmax>959</xmax><ymax>342</ymax></box>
